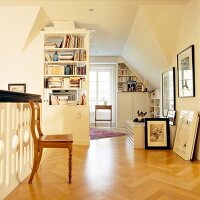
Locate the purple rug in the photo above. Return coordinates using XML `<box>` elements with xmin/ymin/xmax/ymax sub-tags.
<box><xmin>90</xmin><ymin>127</ymin><xmax>126</xmax><ymax>140</ymax></box>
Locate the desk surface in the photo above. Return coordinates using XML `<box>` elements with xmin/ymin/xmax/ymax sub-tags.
<box><xmin>95</xmin><ymin>105</ymin><xmax>112</xmax><ymax>109</ymax></box>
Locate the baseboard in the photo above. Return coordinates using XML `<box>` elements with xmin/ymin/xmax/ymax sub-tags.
<box><xmin>0</xmin><ymin>181</ymin><xmax>19</xmax><ymax>200</ymax></box>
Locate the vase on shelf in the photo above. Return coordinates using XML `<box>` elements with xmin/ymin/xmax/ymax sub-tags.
<box><xmin>53</xmin><ymin>51</ymin><xmax>58</xmax><ymax>61</ymax></box>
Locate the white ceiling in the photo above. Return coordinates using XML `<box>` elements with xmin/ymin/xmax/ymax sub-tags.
<box><xmin>0</xmin><ymin>0</ymin><xmax>189</xmax><ymax>56</ymax></box>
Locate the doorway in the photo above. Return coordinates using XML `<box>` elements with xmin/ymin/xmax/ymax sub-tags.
<box><xmin>89</xmin><ymin>64</ymin><xmax>116</xmax><ymax>127</ymax></box>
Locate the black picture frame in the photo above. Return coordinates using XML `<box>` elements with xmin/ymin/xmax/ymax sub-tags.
<box><xmin>8</xmin><ymin>83</ymin><xmax>26</xmax><ymax>93</ymax></box>
<box><xmin>162</xmin><ymin>67</ymin><xmax>176</xmax><ymax>117</ymax></box>
<box><xmin>177</xmin><ymin>45</ymin><xmax>195</xmax><ymax>97</ymax></box>
<box><xmin>145</xmin><ymin>118</ymin><xmax>170</xmax><ymax>149</ymax></box>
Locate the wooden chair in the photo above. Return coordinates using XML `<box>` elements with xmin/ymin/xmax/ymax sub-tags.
<box><xmin>28</xmin><ymin>100</ymin><xmax>73</xmax><ymax>184</ymax></box>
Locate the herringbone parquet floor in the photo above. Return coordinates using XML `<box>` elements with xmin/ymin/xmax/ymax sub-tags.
<box><xmin>5</xmin><ymin>136</ymin><xmax>200</xmax><ymax>200</ymax></box>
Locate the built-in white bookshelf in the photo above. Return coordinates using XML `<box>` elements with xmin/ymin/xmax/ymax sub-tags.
<box><xmin>118</xmin><ymin>63</ymin><xmax>143</xmax><ymax>92</ymax></box>
<box><xmin>43</xmin><ymin>30</ymin><xmax>90</xmax><ymax>105</ymax></box>
<box><xmin>149</xmin><ymin>89</ymin><xmax>160</xmax><ymax>118</ymax></box>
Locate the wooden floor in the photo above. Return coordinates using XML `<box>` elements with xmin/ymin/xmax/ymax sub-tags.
<box><xmin>5</xmin><ymin>136</ymin><xmax>200</xmax><ymax>200</ymax></box>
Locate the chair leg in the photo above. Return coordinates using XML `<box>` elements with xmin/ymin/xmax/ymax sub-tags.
<box><xmin>36</xmin><ymin>149</ymin><xmax>43</xmax><ymax>172</ymax></box>
<box><xmin>28</xmin><ymin>151</ymin><xmax>39</xmax><ymax>184</ymax></box>
<box><xmin>68</xmin><ymin>148</ymin><xmax>72</xmax><ymax>184</ymax></box>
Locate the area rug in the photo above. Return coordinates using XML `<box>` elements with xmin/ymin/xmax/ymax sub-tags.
<box><xmin>90</xmin><ymin>127</ymin><xmax>126</xmax><ymax>140</ymax></box>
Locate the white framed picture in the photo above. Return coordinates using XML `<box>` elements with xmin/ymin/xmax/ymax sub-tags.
<box><xmin>173</xmin><ymin>110</ymin><xmax>199</xmax><ymax>160</ymax></box>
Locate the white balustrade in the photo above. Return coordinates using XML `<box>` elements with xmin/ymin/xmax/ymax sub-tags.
<box><xmin>0</xmin><ymin>103</ymin><xmax>33</xmax><ymax>200</ymax></box>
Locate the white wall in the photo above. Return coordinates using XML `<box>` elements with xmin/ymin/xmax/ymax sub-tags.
<box><xmin>122</xmin><ymin>7</ymin><xmax>169</xmax><ymax>89</ymax></box>
<box><xmin>0</xmin><ymin>6</ymin><xmax>44</xmax><ymax>95</ymax></box>
<box><xmin>172</xmin><ymin>1</ymin><xmax>200</xmax><ymax>112</ymax></box>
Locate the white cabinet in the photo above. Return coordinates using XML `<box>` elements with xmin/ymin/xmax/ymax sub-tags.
<box><xmin>117</xmin><ymin>92</ymin><xmax>148</xmax><ymax>127</ymax></box>
<box><xmin>149</xmin><ymin>98</ymin><xmax>160</xmax><ymax>118</ymax></box>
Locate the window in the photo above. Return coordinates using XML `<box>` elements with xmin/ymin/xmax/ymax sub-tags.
<box><xmin>89</xmin><ymin>67</ymin><xmax>113</xmax><ymax>112</ymax></box>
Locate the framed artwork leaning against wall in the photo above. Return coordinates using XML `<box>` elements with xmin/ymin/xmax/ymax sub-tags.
<box><xmin>145</xmin><ymin>118</ymin><xmax>170</xmax><ymax>149</ymax></box>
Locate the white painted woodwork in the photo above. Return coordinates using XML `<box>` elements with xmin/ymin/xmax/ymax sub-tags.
<box><xmin>117</xmin><ymin>92</ymin><xmax>148</xmax><ymax>127</ymax></box>
<box><xmin>126</xmin><ymin>120</ymin><xmax>177</xmax><ymax>149</ymax></box>
<box><xmin>42</xmin><ymin>105</ymin><xmax>90</xmax><ymax>145</ymax></box>
<box><xmin>0</xmin><ymin>103</ymin><xmax>33</xmax><ymax>200</ymax></box>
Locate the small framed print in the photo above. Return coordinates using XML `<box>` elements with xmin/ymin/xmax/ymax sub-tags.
<box><xmin>167</xmin><ymin>110</ymin><xmax>176</xmax><ymax>126</ymax></box>
<box><xmin>177</xmin><ymin>45</ymin><xmax>195</xmax><ymax>97</ymax></box>
<box><xmin>8</xmin><ymin>83</ymin><xmax>26</xmax><ymax>93</ymax></box>
<box><xmin>145</xmin><ymin>118</ymin><xmax>170</xmax><ymax>149</ymax></box>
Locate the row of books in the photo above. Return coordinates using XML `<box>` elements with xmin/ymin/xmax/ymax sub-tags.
<box><xmin>118</xmin><ymin>70</ymin><xmax>135</xmax><ymax>76</ymax></box>
<box><xmin>118</xmin><ymin>76</ymin><xmax>137</xmax><ymax>82</ymax></box>
<box><xmin>62</xmin><ymin>35</ymin><xmax>84</xmax><ymax>48</ymax></box>
<box><xmin>45</xmin><ymin>65</ymin><xmax>86</xmax><ymax>76</ymax></box>
<box><xmin>44</xmin><ymin>77</ymin><xmax>86</xmax><ymax>89</ymax></box>
<box><xmin>45</xmin><ymin>50</ymin><xmax>86</xmax><ymax>62</ymax></box>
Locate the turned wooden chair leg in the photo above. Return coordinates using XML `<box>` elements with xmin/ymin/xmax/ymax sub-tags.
<box><xmin>28</xmin><ymin>152</ymin><xmax>39</xmax><ymax>184</ymax></box>
<box><xmin>68</xmin><ymin>148</ymin><xmax>72</xmax><ymax>184</ymax></box>
<box><xmin>36</xmin><ymin>149</ymin><xmax>43</xmax><ymax>172</ymax></box>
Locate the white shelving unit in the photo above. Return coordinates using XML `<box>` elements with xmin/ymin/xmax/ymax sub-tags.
<box><xmin>149</xmin><ymin>89</ymin><xmax>160</xmax><ymax>118</ymax></box>
<box><xmin>43</xmin><ymin>30</ymin><xmax>90</xmax><ymax>105</ymax></box>
<box><xmin>118</xmin><ymin>63</ymin><xmax>143</xmax><ymax>92</ymax></box>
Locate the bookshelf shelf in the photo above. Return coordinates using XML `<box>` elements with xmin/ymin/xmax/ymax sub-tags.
<box><xmin>44</xmin><ymin>61</ymin><xmax>86</xmax><ymax>64</ymax></box>
<box><xmin>44</xmin><ymin>47</ymin><xmax>85</xmax><ymax>51</ymax></box>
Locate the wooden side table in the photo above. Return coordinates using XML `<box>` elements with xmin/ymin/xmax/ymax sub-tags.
<box><xmin>95</xmin><ymin>105</ymin><xmax>112</xmax><ymax>126</ymax></box>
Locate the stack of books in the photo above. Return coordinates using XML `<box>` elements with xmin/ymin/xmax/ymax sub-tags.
<box><xmin>44</xmin><ymin>42</ymin><xmax>57</xmax><ymax>48</ymax></box>
<box><xmin>58</xmin><ymin>52</ymin><xmax>73</xmax><ymax>61</ymax></box>
<box><xmin>48</xmin><ymin>77</ymin><xmax>63</xmax><ymax>88</ymax></box>
<box><xmin>70</xmin><ymin>77</ymin><xmax>80</xmax><ymax>88</ymax></box>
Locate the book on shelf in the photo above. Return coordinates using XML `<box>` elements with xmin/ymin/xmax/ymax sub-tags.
<box><xmin>58</xmin><ymin>52</ymin><xmax>74</xmax><ymax>61</ymax></box>
<box><xmin>63</xmin><ymin>78</ymin><xmax>70</xmax><ymax>88</ymax></box>
<box><xmin>70</xmin><ymin>77</ymin><xmax>80</xmax><ymax>88</ymax></box>
<box><xmin>62</xmin><ymin>35</ymin><xmax>84</xmax><ymax>48</ymax></box>
<box><xmin>76</xmin><ymin>65</ymin><xmax>86</xmax><ymax>75</ymax></box>
<box><xmin>45</xmin><ymin>53</ymin><xmax>52</xmax><ymax>61</ymax></box>
<box><xmin>44</xmin><ymin>42</ymin><xmax>57</xmax><ymax>48</ymax></box>
<box><xmin>47</xmin><ymin>65</ymin><xmax>64</xmax><ymax>75</ymax></box>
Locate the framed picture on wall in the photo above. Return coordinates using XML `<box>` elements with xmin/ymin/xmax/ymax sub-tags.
<box><xmin>8</xmin><ymin>83</ymin><xmax>26</xmax><ymax>93</ymax></box>
<box><xmin>162</xmin><ymin>67</ymin><xmax>175</xmax><ymax>117</ymax></box>
<box><xmin>177</xmin><ymin>45</ymin><xmax>195</xmax><ymax>97</ymax></box>
<box><xmin>145</xmin><ymin>118</ymin><xmax>170</xmax><ymax>149</ymax></box>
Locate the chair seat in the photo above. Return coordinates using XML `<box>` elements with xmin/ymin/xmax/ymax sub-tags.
<box><xmin>40</xmin><ymin>134</ymin><xmax>73</xmax><ymax>142</ymax></box>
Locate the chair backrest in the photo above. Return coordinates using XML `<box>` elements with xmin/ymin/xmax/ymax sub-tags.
<box><xmin>29</xmin><ymin>100</ymin><xmax>43</xmax><ymax>142</ymax></box>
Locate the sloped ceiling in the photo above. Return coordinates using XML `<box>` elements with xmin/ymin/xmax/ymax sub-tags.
<box><xmin>22</xmin><ymin>7</ymin><xmax>50</xmax><ymax>51</ymax></box>
<box><xmin>142</xmin><ymin>4</ymin><xmax>186</xmax><ymax>63</ymax></box>
<box><xmin>122</xmin><ymin>2</ymin><xmax>187</xmax><ymax>89</ymax></box>
<box><xmin>122</xmin><ymin>7</ymin><xmax>169</xmax><ymax>89</ymax></box>
<box><xmin>0</xmin><ymin>0</ymin><xmax>189</xmax><ymax>89</ymax></box>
